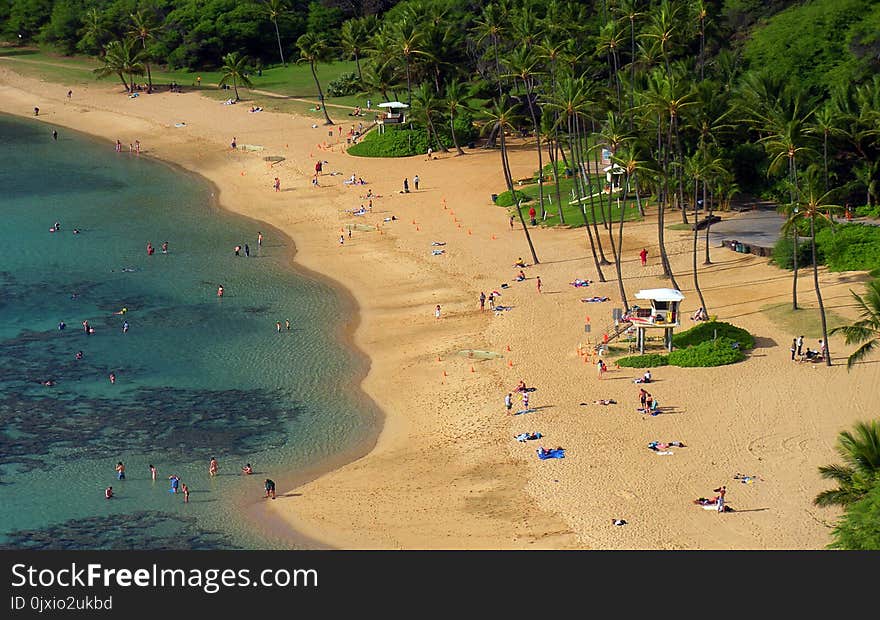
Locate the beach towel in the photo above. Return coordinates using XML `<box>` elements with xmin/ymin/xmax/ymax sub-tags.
<box><xmin>581</xmin><ymin>297</ymin><xmax>610</xmax><ymax>303</ymax></box>
<box><xmin>570</xmin><ymin>279</ymin><xmax>592</xmax><ymax>287</ymax></box>
<box><xmin>537</xmin><ymin>448</ymin><xmax>565</xmax><ymax>459</ymax></box>
<box><xmin>174</xmin><ymin>122</ymin><xmax>186</xmax><ymax>128</ymax></box>
<box><xmin>432</xmin><ymin>249</ymin><xmax>445</xmax><ymax>255</ymax></box>
<box><xmin>431</xmin><ymin>241</ymin><xmax>446</xmax><ymax>246</ymax></box>
<box><xmin>494</xmin><ymin>305</ymin><xmax>513</xmax><ymax>311</ymax></box>
<box><xmin>653</xmin><ymin>451</ymin><xmax>674</xmax><ymax>455</ymax></box>
<box><xmin>515</xmin><ymin>432</ymin><xmax>542</xmax><ymax>442</ymax></box>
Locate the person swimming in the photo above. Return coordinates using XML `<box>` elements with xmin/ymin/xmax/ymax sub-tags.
<box><xmin>241</xmin><ymin>463</ymin><xmax>253</xmax><ymax>475</ymax></box>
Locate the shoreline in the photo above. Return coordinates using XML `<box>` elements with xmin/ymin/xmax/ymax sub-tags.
<box><xmin>3</xmin><ymin>64</ymin><xmax>877</xmax><ymax>550</ymax></box>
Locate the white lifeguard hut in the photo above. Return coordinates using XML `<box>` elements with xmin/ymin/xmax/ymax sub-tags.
<box><xmin>627</xmin><ymin>288</ymin><xmax>685</xmax><ymax>352</ymax></box>
<box><xmin>375</xmin><ymin>101</ymin><xmax>409</xmax><ymax>133</ymax></box>
<box><xmin>603</xmin><ymin>164</ymin><xmax>625</xmax><ymax>191</ymax></box>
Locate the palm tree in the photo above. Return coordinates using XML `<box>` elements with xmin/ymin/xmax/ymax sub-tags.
<box><xmin>614</xmin><ymin>0</ymin><xmax>644</xmax><ymax>128</ymax></box>
<box><xmin>218</xmin><ymin>52</ymin><xmax>254</xmax><ymax>102</ymax></box>
<box><xmin>263</xmin><ymin>0</ymin><xmax>288</xmax><ymax>67</ymax></box>
<box><xmin>128</xmin><ymin>10</ymin><xmax>160</xmax><ymax>93</ymax></box>
<box><xmin>341</xmin><ymin>16</ymin><xmax>375</xmax><ymax>82</ymax></box>
<box><xmin>78</xmin><ymin>7</ymin><xmax>109</xmax><ymax>55</ymax></box>
<box><xmin>815</xmin><ymin>420</ymin><xmax>880</xmax><ymax>507</ymax></box>
<box><xmin>472</xmin><ymin>3</ymin><xmax>508</xmax><ymax>98</ymax></box>
<box><xmin>483</xmin><ymin>97</ymin><xmax>539</xmax><ymax>265</ymax></box>
<box><xmin>831</xmin><ymin>280</ymin><xmax>880</xmax><ymax>370</ymax></box>
<box><xmin>444</xmin><ymin>79</ymin><xmax>469</xmax><ymax>156</ymax></box>
<box><xmin>390</xmin><ymin>19</ymin><xmax>434</xmax><ymax>107</ymax></box>
<box><xmin>807</xmin><ymin>105</ymin><xmax>840</xmax><ymax>193</ymax></box>
<box><xmin>411</xmin><ymin>84</ymin><xmax>447</xmax><ymax>153</ymax></box>
<box><xmin>93</xmin><ymin>39</ymin><xmax>144</xmax><ymax>92</ymax></box>
<box><xmin>296</xmin><ymin>33</ymin><xmax>334</xmax><ymax>125</ymax></box>
<box><xmin>784</xmin><ymin>178</ymin><xmax>841</xmax><ymax>366</ymax></box>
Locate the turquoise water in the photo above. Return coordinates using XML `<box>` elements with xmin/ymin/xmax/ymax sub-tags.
<box><xmin>0</xmin><ymin>114</ymin><xmax>378</xmax><ymax>549</ymax></box>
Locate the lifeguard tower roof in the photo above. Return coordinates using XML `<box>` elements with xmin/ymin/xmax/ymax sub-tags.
<box><xmin>377</xmin><ymin>101</ymin><xmax>409</xmax><ymax>109</ymax></box>
<box><xmin>634</xmin><ymin>288</ymin><xmax>685</xmax><ymax>302</ymax></box>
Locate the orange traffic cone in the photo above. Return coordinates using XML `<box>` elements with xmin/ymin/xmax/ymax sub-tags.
<box><xmin>468</xmin><ymin>229</ymin><xmax>472</xmax><ymax>235</ymax></box>
<box><xmin>506</xmin><ymin>345</ymin><xmax>511</xmax><ymax>352</ymax></box>
<box><xmin>437</xmin><ymin>355</ymin><xmax>442</xmax><ymax>362</ymax></box>
<box><xmin>507</xmin><ymin>359</ymin><xmax>513</xmax><ymax>368</ymax></box>
<box><xmin>470</xmin><ymin>365</ymin><xmax>475</xmax><ymax>373</ymax></box>
<box><xmin>416</xmin><ymin>226</ymin><xmax>420</xmax><ymax>231</ymax></box>
<box><xmin>491</xmin><ymin>234</ymin><xmax>497</xmax><ymax>240</ymax></box>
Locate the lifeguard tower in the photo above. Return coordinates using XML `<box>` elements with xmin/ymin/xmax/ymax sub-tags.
<box><xmin>627</xmin><ymin>288</ymin><xmax>685</xmax><ymax>353</ymax></box>
<box><xmin>375</xmin><ymin>101</ymin><xmax>409</xmax><ymax>133</ymax></box>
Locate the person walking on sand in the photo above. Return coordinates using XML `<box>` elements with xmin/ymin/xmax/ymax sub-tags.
<box><xmin>413</xmin><ymin>174</ymin><xmax>420</xmax><ymax>190</ymax></box>
<box><xmin>639</xmin><ymin>248</ymin><xmax>648</xmax><ymax>266</ymax></box>
<box><xmin>435</xmin><ymin>304</ymin><xmax>441</xmax><ymax>320</ymax></box>
<box><xmin>274</xmin><ymin>177</ymin><xmax>280</xmax><ymax>192</ymax></box>
<box><xmin>796</xmin><ymin>335</ymin><xmax>804</xmax><ymax>357</ymax></box>
<box><xmin>505</xmin><ymin>392</ymin><xmax>513</xmax><ymax>414</ymax></box>
<box><xmin>209</xmin><ymin>457</ymin><xmax>219</xmax><ymax>477</ymax></box>
<box><xmin>521</xmin><ymin>391</ymin><xmax>530</xmax><ymax>410</ymax></box>
<box><xmin>480</xmin><ymin>291</ymin><xmax>486</xmax><ymax>310</ymax></box>
<box><xmin>536</xmin><ymin>276</ymin><xmax>542</xmax><ymax>294</ymax></box>
<box><xmin>509</xmin><ymin>214</ymin><xmax>515</xmax><ymax>230</ymax></box>
<box><xmin>790</xmin><ymin>338</ymin><xmax>797</xmax><ymax>361</ymax></box>
<box><xmin>597</xmin><ymin>359</ymin><xmax>604</xmax><ymax>379</ymax></box>
<box><xmin>403</xmin><ymin>178</ymin><xmax>409</xmax><ymax>193</ymax></box>
<box><xmin>339</xmin><ymin>235</ymin><xmax>344</xmax><ymax>245</ymax></box>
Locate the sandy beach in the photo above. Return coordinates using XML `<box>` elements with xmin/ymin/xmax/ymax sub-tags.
<box><xmin>2</xmin><ymin>64</ymin><xmax>876</xmax><ymax>549</ymax></box>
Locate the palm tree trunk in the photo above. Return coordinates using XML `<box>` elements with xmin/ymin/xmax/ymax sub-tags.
<box><xmin>501</xmin><ymin>131</ymin><xmax>539</xmax><ymax>264</ymax></box>
<box><xmin>274</xmin><ymin>19</ymin><xmax>285</xmax><ymax>66</ymax></box>
<box><xmin>584</xmin><ymin>137</ymin><xmax>610</xmax><ymax>264</ymax></box>
<box><xmin>791</xmin><ymin>156</ymin><xmax>799</xmax><ymax>310</ymax></box>
<box><xmin>523</xmin><ymin>80</ymin><xmax>545</xmax><ymax>219</ymax></box>
<box><xmin>811</xmin><ymin>217</ymin><xmax>831</xmax><ymax>366</ymax></box>
<box><xmin>693</xmin><ymin>178</ymin><xmax>708</xmax><ymax>312</ymax></box>
<box><xmin>450</xmin><ymin>112</ymin><xmax>465</xmax><ymax>156</ymax></box>
<box><xmin>310</xmin><ymin>62</ymin><xmax>334</xmax><ymax>125</ymax></box>
<box><xmin>703</xmin><ymin>181</ymin><xmax>712</xmax><ymax>264</ymax></box>
<box><xmin>548</xmin><ymin>138</ymin><xmax>565</xmax><ymax>222</ymax></box>
<box><xmin>567</xmin><ymin>117</ymin><xmax>605</xmax><ymax>282</ymax></box>
<box><xmin>404</xmin><ymin>56</ymin><xmax>413</xmax><ymax>105</ymax></box>
<box><xmin>355</xmin><ymin>52</ymin><xmax>362</xmax><ymax>81</ymax></box>
<box><xmin>616</xmin><ymin>173</ymin><xmax>631</xmax><ymax>311</ymax></box>
<box><xmin>427</xmin><ymin>116</ymin><xmax>448</xmax><ymax>152</ymax></box>
<box><xmin>117</xmin><ymin>72</ymin><xmax>129</xmax><ymax>92</ymax></box>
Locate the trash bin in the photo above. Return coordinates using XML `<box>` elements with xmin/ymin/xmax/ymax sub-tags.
<box><xmin>491</xmin><ymin>194</ymin><xmax>498</xmax><ymax>203</ymax></box>
<box><xmin>743</xmin><ymin>244</ymin><xmax>751</xmax><ymax>254</ymax></box>
<box><xmin>735</xmin><ymin>242</ymin><xmax>744</xmax><ymax>252</ymax></box>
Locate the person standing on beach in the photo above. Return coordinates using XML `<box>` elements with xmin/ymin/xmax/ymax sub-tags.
<box><xmin>536</xmin><ymin>276</ymin><xmax>542</xmax><ymax>294</ymax></box>
<box><xmin>796</xmin><ymin>335</ymin><xmax>804</xmax><ymax>357</ymax></box>
<box><xmin>505</xmin><ymin>392</ymin><xmax>513</xmax><ymax>414</ymax></box>
<box><xmin>34</xmin><ymin>106</ymin><xmax>39</xmax><ymax>116</ymax></box>
<box><xmin>522</xmin><ymin>391</ymin><xmax>530</xmax><ymax>410</ymax></box>
<box><xmin>639</xmin><ymin>388</ymin><xmax>648</xmax><ymax>410</ymax></box>
<box><xmin>116</xmin><ymin>462</ymin><xmax>125</xmax><ymax>480</ymax></box>
<box><xmin>714</xmin><ymin>485</ymin><xmax>726</xmax><ymax>513</ymax></box>
<box><xmin>413</xmin><ymin>174</ymin><xmax>420</xmax><ymax>190</ymax></box>
<box><xmin>339</xmin><ymin>235</ymin><xmax>344</xmax><ymax>245</ymax></box>
<box><xmin>790</xmin><ymin>338</ymin><xmax>797</xmax><ymax>361</ymax></box>
<box><xmin>597</xmin><ymin>359</ymin><xmax>604</xmax><ymax>379</ymax></box>
<box><xmin>135</xmin><ymin>140</ymin><xmax>140</xmax><ymax>155</ymax></box>
<box><xmin>209</xmin><ymin>457</ymin><xmax>219</xmax><ymax>477</ymax></box>
<box><xmin>435</xmin><ymin>304</ymin><xmax>441</xmax><ymax>320</ymax></box>
<box><xmin>264</xmin><ymin>478</ymin><xmax>276</xmax><ymax>499</ymax></box>
<box><xmin>480</xmin><ymin>291</ymin><xmax>486</xmax><ymax>310</ymax></box>
<box><xmin>639</xmin><ymin>248</ymin><xmax>648</xmax><ymax>266</ymax></box>
<box><xmin>488</xmin><ymin>293</ymin><xmax>495</xmax><ymax>310</ymax></box>
<box><xmin>403</xmin><ymin>178</ymin><xmax>409</xmax><ymax>193</ymax></box>
<box><xmin>274</xmin><ymin>177</ymin><xmax>280</xmax><ymax>192</ymax></box>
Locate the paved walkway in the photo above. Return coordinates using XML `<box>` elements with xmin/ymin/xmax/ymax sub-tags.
<box><xmin>708</xmin><ymin>210</ymin><xmax>785</xmax><ymax>248</ymax></box>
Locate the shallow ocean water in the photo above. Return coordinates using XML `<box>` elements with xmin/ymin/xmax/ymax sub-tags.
<box><xmin>0</xmin><ymin>114</ymin><xmax>377</xmax><ymax>549</ymax></box>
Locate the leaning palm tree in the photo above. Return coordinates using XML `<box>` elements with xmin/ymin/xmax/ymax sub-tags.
<box><xmin>410</xmin><ymin>84</ymin><xmax>447</xmax><ymax>153</ymax></box>
<box><xmin>783</xmin><ymin>178</ymin><xmax>841</xmax><ymax>367</ymax></box>
<box><xmin>93</xmin><ymin>39</ymin><xmax>144</xmax><ymax>92</ymax></box>
<box><xmin>263</xmin><ymin>0</ymin><xmax>288</xmax><ymax>67</ymax></box>
<box><xmin>831</xmin><ymin>280</ymin><xmax>880</xmax><ymax>370</ymax></box>
<box><xmin>296</xmin><ymin>33</ymin><xmax>334</xmax><ymax>125</ymax></box>
<box><xmin>128</xmin><ymin>10</ymin><xmax>160</xmax><ymax>93</ymax></box>
<box><xmin>815</xmin><ymin>420</ymin><xmax>880</xmax><ymax>507</ymax></box>
<box><xmin>218</xmin><ymin>52</ymin><xmax>253</xmax><ymax>102</ymax></box>
<box><xmin>443</xmin><ymin>79</ymin><xmax>470</xmax><ymax>156</ymax></box>
<box><xmin>482</xmin><ymin>97</ymin><xmax>539</xmax><ymax>265</ymax></box>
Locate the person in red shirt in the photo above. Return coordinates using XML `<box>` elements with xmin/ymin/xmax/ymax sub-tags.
<box><xmin>639</xmin><ymin>247</ymin><xmax>648</xmax><ymax>266</ymax></box>
<box><xmin>528</xmin><ymin>206</ymin><xmax>537</xmax><ymax>226</ymax></box>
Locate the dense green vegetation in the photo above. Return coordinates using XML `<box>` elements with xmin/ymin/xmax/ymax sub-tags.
<box><xmin>771</xmin><ymin>224</ymin><xmax>880</xmax><ymax>272</ymax></box>
<box><xmin>672</xmin><ymin>320</ymin><xmax>755</xmax><ymax>349</ymax></box>
<box><xmin>667</xmin><ymin>337</ymin><xmax>746</xmax><ymax>366</ymax></box>
<box><xmin>347</xmin><ymin>125</ymin><xmax>433</xmax><ymax>157</ymax></box>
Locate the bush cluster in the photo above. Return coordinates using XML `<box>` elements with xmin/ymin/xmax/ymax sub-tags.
<box><xmin>667</xmin><ymin>337</ymin><xmax>746</xmax><ymax>367</ymax></box>
<box><xmin>494</xmin><ymin>189</ymin><xmax>532</xmax><ymax>207</ymax></box>
<box><xmin>347</xmin><ymin>126</ymin><xmax>433</xmax><ymax>158</ymax></box>
<box><xmin>672</xmin><ymin>321</ymin><xmax>755</xmax><ymax>350</ymax></box>
<box><xmin>326</xmin><ymin>72</ymin><xmax>360</xmax><ymax>97</ymax></box>
<box><xmin>615</xmin><ymin>353</ymin><xmax>669</xmax><ymax>368</ymax></box>
<box><xmin>815</xmin><ymin>224</ymin><xmax>880</xmax><ymax>272</ymax></box>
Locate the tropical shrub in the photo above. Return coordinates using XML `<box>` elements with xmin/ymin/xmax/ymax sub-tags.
<box><xmin>326</xmin><ymin>72</ymin><xmax>359</xmax><ymax>97</ymax></box>
<box><xmin>673</xmin><ymin>321</ymin><xmax>755</xmax><ymax>350</ymax></box>
<box><xmin>347</xmin><ymin>126</ymin><xmax>433</xmax><ymax>158</ymax></box>
<box><xmin>667</xmin><ymin>337</ymin><xmax>746</xmax><ymax>367</ymax></box>
<box><xmin>815</xmin><ymin>224</ymin><xmax>880</xmax><ymax>272</ymax></box>
<box><xmin>829</xmin><ymin>482</ymin><xmax>880</xmax><ymax>550</ymax></box>
<box><xmin>855</xmin><ymin>204</ymin><xmax>880</xmax><ymax>218</ymax></box>
<box><xmin>771</xmin><ymin>236</ymin><xmax>816</xmax><ymax>270</ymax></box>
<box><xmin>615</xmin><ymin>353</ymin><xmax>669</xmax><ymax>368</ymax></box>
<box><xmin>493</xmin><ymin>189</ymin><xmax>532</xmax><ymax>207</ymax></box>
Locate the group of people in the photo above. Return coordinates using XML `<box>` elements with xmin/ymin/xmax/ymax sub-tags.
<box><xmin>638</xmin><ymin>388</ymin><xmax>660</xmax><ymax>415</ymax></box>
<box><xmin>104</xmin><ymin>458</ymin><xmax>276</xmax><ymax>501</ymax></box>
<box><xmin>790</xmin><ymin>335</ymin><xmax>827</xmax><ymax>362</ymax></box>
<box><xmin>402</xmin><ymin>175</ymin><xmax>420</xmax><ymax>193</ymax></box>
<box><xmin>114</xmin><ymin>139</ymin><xmax>141</xmax><ymax>154</ymax></box>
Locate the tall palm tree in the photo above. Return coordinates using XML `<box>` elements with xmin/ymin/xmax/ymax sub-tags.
<box><xmin>483</xmin><ymin>97</ymin><xmax>539</xmax><ymax>265</ymax></box>
<box><xmin>296</xmin><ymin>33</ymin><xmax>334</xmax><ymax>125</ymax></box>
<box><xmin>815</xmin><ymin>420</ymin><xmax>880</xmax><ymax>507</ymax></box>
<box><xmin>93</xmin><ymin>39</ymin><xmax>144</xmax><ymax>92</ymax></box>
<box><xmin>78</xmin><ymin>7</ymin><xmax>109</xmax><ymax>55</ymax></box>
<box><xmin>831</xmin><ymin>280</ymin><xmax>880</xmax><ymax>370</ymax></box>
<box><xmin>128</xmin><ymin>10</ymin><xmax>160</xmax><ymax>93</ymax></box>
<box><xmin>341</xmin><ymin>16</ymin><xmax>375</xmax><ymax>82</ymax></box>
<box><xmin>391</xmin><ymin>19</ymin><xmax>433</xmax><ymax>107</ymax></box>
<box><xmin>263</xmin><ymin>0</ymin><xmax>288</xmax><ymax>67</ymax></box>
<box><xmin>614</xmin><ymin>0</ymin><xmax>644</xmax><ymax>129</ymax></box>
<box><xmin>444</xmin><ymin>79</ymin><xmax>469</xmax><ymax>156</ymax></box>
<box><xmin>218</xmin><ymin>52</ymin><xmax>254</xmax><ymax>102</ymax></box>
<box><xmin>783</xmin><ymin>178</ymin><xmax>841</xmax><ymax>366</ymax></box>
<box><xmin>807</xmin><ymin>106</ymin><xmax>840</xmax><ymax>193</ymax></box>
<box><xmin>472</xmin><ymin>3</ymin><xmax>508</xmax><ymax>98</ymax></box>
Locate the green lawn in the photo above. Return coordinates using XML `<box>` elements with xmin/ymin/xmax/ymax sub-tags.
<box><xmin>760</xmin><ymin>302</ymin><xmax>846</xmax><ymax>339</ymax></box>
<box><xmin>501</xmin><ymin>174</ymin><xmax>644</xmax><ymax>227</ymax></box>
<box><xmin>0</xmin><ymin>48</ymin><xmax>375</xmax><ymax>116</ymax></box>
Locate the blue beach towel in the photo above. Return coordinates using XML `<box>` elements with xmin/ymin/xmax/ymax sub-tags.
<box><xmin>537</xmin><ymin>448</ymin><xmax>565</xmax><ymax>460</ymax></box>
